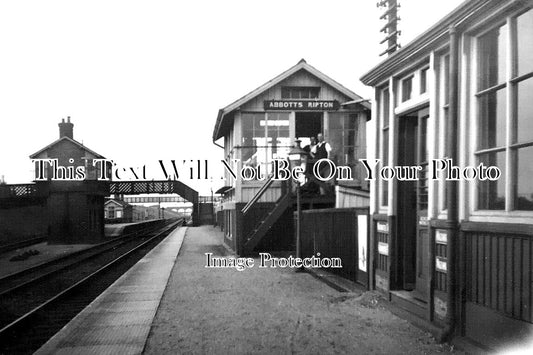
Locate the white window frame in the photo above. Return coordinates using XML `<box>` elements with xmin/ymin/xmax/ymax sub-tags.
<box><xmin>468</xmin><ymin>6</ymin><xmax>533</xmax><ymax>223</ymax></box>
<box><xmin>420</xmin><ymin>66</ymin><xmax>430</xmax><ymax>95</ymax></box>
<box><xmin>396</xmin><ymin>67</ymin><xmax>431</xmax><ymax>113</ymax></box>
<box><xmin>437</xmin><ymin>53</ymin><xmax>450</xmax><ymax>216</ymax></box>
<box><xmin>378</xmin><ymin>85</ymin><xmax>390</xmax><ymax>212</ymax></box>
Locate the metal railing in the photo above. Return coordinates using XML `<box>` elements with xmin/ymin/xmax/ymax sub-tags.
<box><xmin>0</xmin><ymin>184</ymin><xmax>41</xmax><ymax>198</ymax></box>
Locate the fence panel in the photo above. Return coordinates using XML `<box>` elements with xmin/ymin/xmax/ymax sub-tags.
<box><xmin>300</xmin><ymin>207</ymin><xmax>369</xmax><ymax>285</ymax></box>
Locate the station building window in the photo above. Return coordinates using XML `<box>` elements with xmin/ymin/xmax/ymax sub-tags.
<box><xmin>281</xmin><ymin>86</ymin><xmax>320</xmax><ymax>99</ymax></box>
<box><xmin>380</xmin><ymin>86</ymin><xmax>390</xmax><ymax>208</ymax></box>
<box><xmin>328</xmin><ymin>112</ymin><xmax>361</xmax><ymax>178</ymax></box>
<box><xmin>437</xmin><ymin>54</ymin><xmax>450</xmax><ymax>212</ymax></box>
<box><xmin>401</xmin><ymin>76</ymin><xmax>413</xmax><ymax>102</ymax></box>
<box><xmin>241</xmin><ymin>112</ymin><xmax>290</xmax><ymax>172</ymax></box>
<box><xmin>266</xmin><ymin>112</ymin><xmax>290</xmax><ymax>163</ymax></box>
<box><xmin>476</xmin><ymin>8</ymin><xmax>533</xmax><ymax>211</ymax></box>
<box><xmin>420</xmin><ymin>67</ymin><xmax>429</xmax><ymax>94</ymax></box>
<box><xmin>242</xmin><ymin>113</ymin><xmax>264</xmax><ymax>167</ymax></box>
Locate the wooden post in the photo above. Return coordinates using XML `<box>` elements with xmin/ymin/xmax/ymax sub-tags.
<box><xmin>296</xmin><ymin>181</ymin><xmax>301</xmax><ymax>260</ymax></box>
<box><xmin>445</xmin><ymin>25</ymin><xmax>459</xmax><ymax>334</ymax></box>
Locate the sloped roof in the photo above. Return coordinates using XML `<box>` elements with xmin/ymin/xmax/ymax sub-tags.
<box><xmin>104</xmin><ymin>199</ymin><xmax>131</xmax><ymax>208</ymax></box>
<box><xmin>29</xmin><ymin>136</ymin><xmax>105</xmax><ymax>159</ymax></box>
<box><xmin>213</xmin><ymin>59</ymin><xmax>370</xmax><ymax>141</ymax></box>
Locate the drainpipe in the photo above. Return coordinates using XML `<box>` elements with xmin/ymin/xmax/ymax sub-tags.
<box><xmin>442</xmin><ymin>25</ymin><xmax>459</xmax><ymax>341</ymax></box>
<box><xmin>213</xmin><ymin>141</ymin><xmax>224</xmax><ymax>149</ymax></box>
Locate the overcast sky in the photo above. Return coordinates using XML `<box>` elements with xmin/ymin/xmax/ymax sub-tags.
<box><xmin>0</xmin><ymin>0</ymin><xmax>464</xmax><ymax>194</ymax></box>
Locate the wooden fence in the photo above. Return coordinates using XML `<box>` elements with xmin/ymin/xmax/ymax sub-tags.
<box><xmin>300</xmin><ymin>207</ymin><xmax>369</xmax><ymax>286</ymax></box>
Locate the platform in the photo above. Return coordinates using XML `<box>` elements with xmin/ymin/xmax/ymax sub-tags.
<box><xmin>32</xmin><ymin>225</ymin><xmax>470</xmax><ymax>354</ymax></box>
<box><xmin>35</xmin><ymin>226</ymin><xmax>187</xmax><ymax>355</ymax></box>
<box><xmin>0</xmin><ymin>242</ymin><xmax>92</xmax><ymax>278</ymax></box>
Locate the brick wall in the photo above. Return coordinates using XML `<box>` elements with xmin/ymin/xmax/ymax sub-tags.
<box><xmin>0</xmin><ymin>203</ymin><xmax>48</xmax><ymax>244</ymax></box>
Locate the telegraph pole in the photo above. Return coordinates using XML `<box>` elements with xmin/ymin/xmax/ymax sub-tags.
<box><xmin>377</xmin><ymin>0</ymin><xmax>401</xmax><ymax>56</ymax></box>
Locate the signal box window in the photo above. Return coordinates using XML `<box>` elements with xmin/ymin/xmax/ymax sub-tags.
<box><xmin>281</xmin><ymin>86</ymin><xmax>320</xmax><ymax>99</ymax></box>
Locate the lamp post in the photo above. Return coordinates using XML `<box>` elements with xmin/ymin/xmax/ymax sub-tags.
<box><xmin>288</xmin><ymin>139</ymin><xmax>308</xmax><ymax>271</ymax></box>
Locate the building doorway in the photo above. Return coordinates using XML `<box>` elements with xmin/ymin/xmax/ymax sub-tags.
<box><xmin>397</xmin><ymin>107</ymin><xmax>429</xmax><ymax>300</ymax></box>
<box><xmin>295</xmin><ymin>112</ymin><xmax>322</xmax><ymax>147</ymax></box>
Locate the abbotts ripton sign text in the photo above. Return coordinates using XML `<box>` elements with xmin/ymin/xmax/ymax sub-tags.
<box><xmin>264</xmin><ymin>100</ymin><xmax>340</xmax><ymax>111</ymax></box>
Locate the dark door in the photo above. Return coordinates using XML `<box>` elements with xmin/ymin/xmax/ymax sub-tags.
<box><xmin>397</xmin><ymin>107</ymin><xmax>429</xmax><ymax>299</ymax></box>
<box><xmin>295</xmin><ymin>112</ymin><xmax>322</xmax><ymax>138</ymax></box>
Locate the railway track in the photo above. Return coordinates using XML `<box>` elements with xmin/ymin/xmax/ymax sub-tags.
<box><xmin>0</xmin><ymin>220</ymin><xmax>177</xmax><ymax>294</ymax></box>
<box><xmin>0</xmin><ymin>236</ymin><xmax>46</xmax><ymax>255</ymax></box>
<box><xmin>0</xmin><ymin>219</ymin><xmax>183</xmax><ymax>354</ymax></box>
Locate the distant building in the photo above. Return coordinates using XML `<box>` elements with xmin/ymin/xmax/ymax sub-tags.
<box><xmin>28</xmin><ymin>118</ymin><xmax>108</xmax><ymax>244</ymax></box>
<box><xmin>30</xmin><ymin>117</ymin><xmax>108</xmax><ymax>181</ymax></box>
<box><xmin>104</xmin><ymin>199</ymin><xmax>133</xmax><ymax>222</ymax></box>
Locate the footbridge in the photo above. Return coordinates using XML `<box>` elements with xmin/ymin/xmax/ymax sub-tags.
<box><xmin>108</xmin><ymin>180</ymin><xmax>200</xmax><ymax>225</ymax></box>
<box><xmin>0</xmin><ymin>180</ymin><xmax>201</xmax><ymax>243</ymax></box>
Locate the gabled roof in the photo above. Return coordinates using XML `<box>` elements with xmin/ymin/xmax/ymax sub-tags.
<box><xmin>29</xmin><ymin>136</ymin><xmax>105</xmax><ymax>159</ymax></box>
<box><xmin>213</xmin><ymin>59</ymin><xmax>370</xmax><ymax>141</ymax></box>
<box><xmin>105</xmin><ymin>199</ymin><xmax>131</xmax><ymax>208</ymax></box>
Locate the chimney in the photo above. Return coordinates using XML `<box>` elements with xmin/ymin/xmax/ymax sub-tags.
<box><xmin>59</xmin><ymin>116</ymin><xmax>74</xmax><ymax>139</ymax></box>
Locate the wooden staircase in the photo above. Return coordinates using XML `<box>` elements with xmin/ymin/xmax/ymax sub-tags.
<box><xmin>241</xmin><ymin>177</ymin><xmax>292</xmax><ymax>255</ymax></box>
<box><xmin>239</xmin><ymin>167</ymin><xmax>336</xmax><ymax>255</ymax></box>
<box><xmin>243</xmin><ymin>192</ymin><xmax>292</xmax><ymax>254</ymax></box>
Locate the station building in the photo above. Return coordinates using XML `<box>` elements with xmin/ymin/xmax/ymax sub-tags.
<box><xmin>213</xmin><ymin>59</ymin><xmax>370</xmax><ymax>255</ymax></box>
<box><xmin>104</xmin><ymin>198</ymin><xmax>133</xmax><ymax>222</ymax></box>
<box><xmin>360</xmin><ymin>0</ymin><xmax>533</xmax><ymax>347</ymax></box>
<box><xmin>30</xmin><ymin>118</ymin><xmax>106</xmax><ymax>181</ymax></box>
<box><xmin>29</xmin><ymin>118</ymin><xmax>108</xmax><ymax>244</ymax></box>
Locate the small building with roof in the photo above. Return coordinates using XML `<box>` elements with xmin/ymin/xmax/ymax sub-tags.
<box><xmin>213</xmin><ymin>59</ymin><xmax>370</xmax><ymax>255</ymax></box>
<box><xmin>30</xmin><ymin>117</ymin><xmax>106</xmax><ymax>181</ymax></box>
<box><xmin>104</xmin><ymin>198</ymin><xmax>133</xmax><ymax>222</ymax></box>
<box><xmin>29</xmin><ymin>118</ymin><xmax>109</xmax><ymax>244</ymax></box>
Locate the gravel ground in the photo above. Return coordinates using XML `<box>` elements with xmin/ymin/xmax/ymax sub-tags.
<box><xmin>143</xmin><ymin>226</ymin><xmax>466</xmax><ymax>355</ymax></box>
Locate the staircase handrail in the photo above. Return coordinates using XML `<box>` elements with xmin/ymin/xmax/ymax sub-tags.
<box><xmin>241</xmin><ymin>173</ymin><xmax>275</xmax><ymax>215</ymax></box>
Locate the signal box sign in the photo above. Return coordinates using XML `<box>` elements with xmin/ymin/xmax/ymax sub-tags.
<box><xmin>264</xmin><ymin>100</ymin><xmax>340</xmax><ymax>111</ymax></box>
